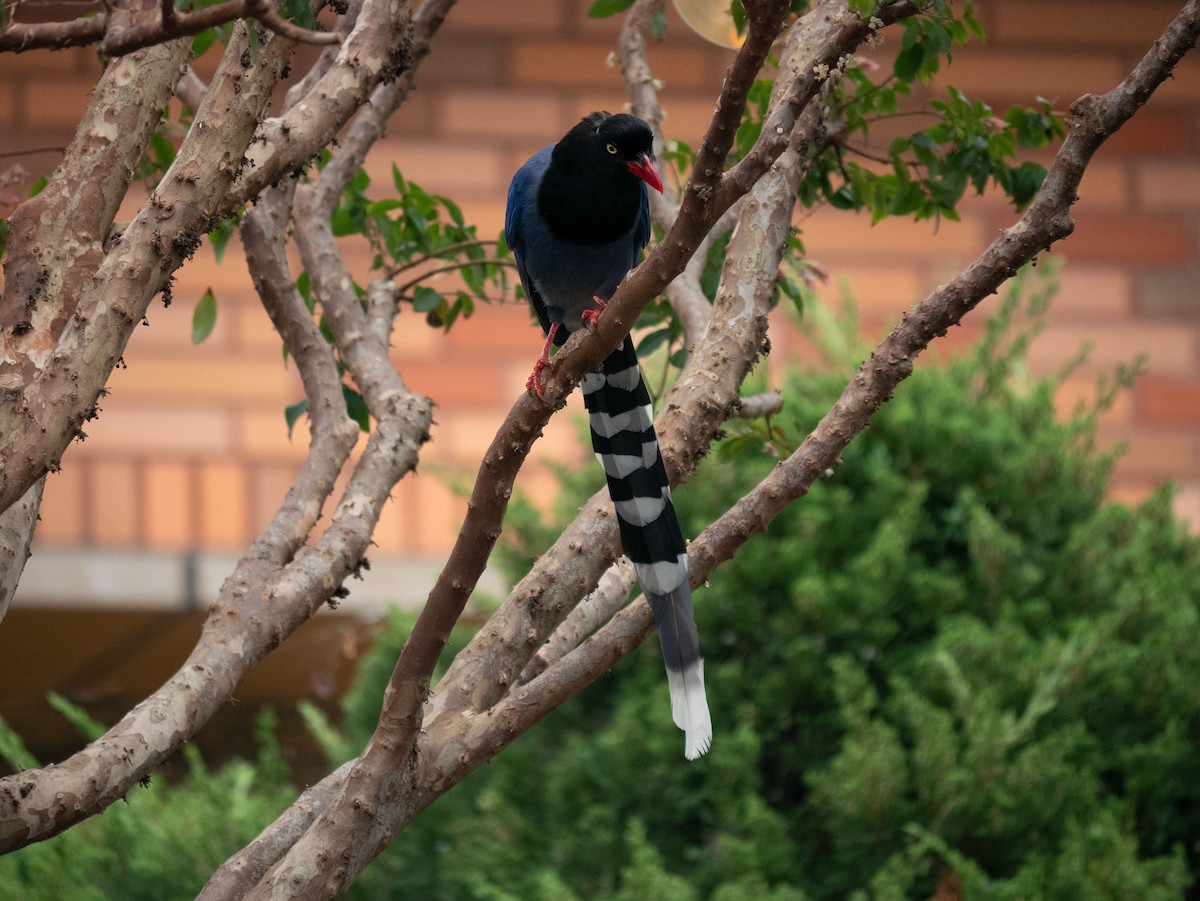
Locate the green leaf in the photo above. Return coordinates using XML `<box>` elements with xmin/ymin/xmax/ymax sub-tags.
<box><xmin>342</xmin><ymin>384</ymin><xmax>371</xmax><ymax>432</ymax></box>
<box><xmin>296</xmin><ymin>271</ymin><xmax>315</xmax><ymax>313</ymax></box>
<box><xmin>284</xmin><ymin>399</ymin><xmax>309</xmax><ymax>439</ymax></box>
<box><xmin>587</xmin><ymin>0</ymin><xmax>634</xmax><ymax>17</ymax></box>
<box><xmin>412</xmin><ymin>286</ymin><xmax>442</xmax><ymax>313</ymax></box>
<box><xmin>208</xmin><ymin>215</ymin><xmax>238</xmax><ymax>264</ymax></box>
<box><xmin>366</xmin><ymin>199</ymin><xmax>405</xmax><ymax>216</ymax></box>
<box><xmin>279</xmin><ymin>0</ymin><xmax>316</xmax><ymax>29</ymax></box>
<box><xmin>191</xmin><ymin>288</ymin><xmax>217</xmax><ymax>344</ymax></box>
<box><xmin>894</xmin><ymin>41</ymin><xmax>925</xmax><ymax>82</ymax></box>
<box><xmin>191</xmin><ymin>27</ymin><xmax>217</xmax><ymax>60</ymax></box>
<box><xmin>636</xmin><ymin>327</ymin><xmax>672</xmax><ymax>359</ymax></box>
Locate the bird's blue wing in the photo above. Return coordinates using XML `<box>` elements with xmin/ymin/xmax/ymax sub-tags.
<box><xmin>504</xmin><ymin>160</ymin><xmax>530</xmax><ymax>265</ymax></box>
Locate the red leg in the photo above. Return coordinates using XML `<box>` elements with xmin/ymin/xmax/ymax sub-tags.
<box><xmin>526</xmin><ymin>322</ymin><xmax>560</xmax><ymax>395</ymax></box>
<box><xmin>580</xmin><ymin>296</ymin><xmax>607</xmax><ymax>329</ymax></box>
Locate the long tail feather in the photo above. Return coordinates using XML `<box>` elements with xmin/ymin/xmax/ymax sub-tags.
<box><xmin>581</xmin><ymin>340</ymin><xmax>712</xmax><ymax>759</ymax></box>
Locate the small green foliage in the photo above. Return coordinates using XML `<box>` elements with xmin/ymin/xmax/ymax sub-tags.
<box><xmin>587</xmin><ymin>0</ymin><xmax>636</xmax><ymax>18</ymax></box>
<box><xmin>325</xmin><ymin>163</ymin><xmax>509</xmax><ymax>333</ymax></box>
<box><xmin>342</xmin><ymin>384</ymin><xmax>371</xmax><ymax>432</ymax></box>
<box><xmin>278</xmin><ymin>0</ymin><xmax>316</xmax><ymax>31</ymax></box>
<box><xmin>191</xmin><ymin>288</ymin><xmax>217</xmax><ymax>344</ymax></box>
<box><xmin>284</xmin><ymin>398</ymin><xmax>309</xmax><ymax>439</ymax></box>
<box><xmin>816</xmin><ymin>77</ymin><xmax>1063</xmax><ymax>223</ymax></box>
<box><xmin>207</xmin><ymin>211</ymin><xmax>242</xmax><ymax>264</ymax></box>
<box><xmin>282</xmin><ymin>164</ymin><xmax>510</xmax><ymax>432</ymax></box>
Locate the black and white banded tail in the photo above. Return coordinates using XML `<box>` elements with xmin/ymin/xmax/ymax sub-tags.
<box><xmin>581</xmin><ymin>339</ymin><xmax>712</xmax><ymax>760</ymax></box>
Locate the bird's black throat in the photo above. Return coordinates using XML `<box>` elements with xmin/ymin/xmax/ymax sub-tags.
<box><xmin>537</xmin><ymin>163</ymin><xmax>644</xmax><ymax>246</ymax></box>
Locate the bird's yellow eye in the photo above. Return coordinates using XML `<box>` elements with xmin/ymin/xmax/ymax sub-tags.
<box><xmin>606</xmin><ymin>143</ymin><xmax>618</xmax><ymax>155</ymax></box>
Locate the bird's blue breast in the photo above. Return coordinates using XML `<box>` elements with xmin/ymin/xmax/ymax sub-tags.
<box><xmin>506</xmin><ymin>146</ymin><xmax>645</xmax><ymax>332</ymax></box>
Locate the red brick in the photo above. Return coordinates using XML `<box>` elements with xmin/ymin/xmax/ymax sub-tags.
<box><xmin>1175</xmin><ymin>483</ymin><xmax>1200</xmax><ymax>531</ymax></box>
<box><xmin>1054</xmin><ymin>377</ymin><xmax>1133</xmax><ymax>429</ymax></box>
<box><xmin>991</xmin><ymin>2</ymin><xmax>1185</xmax><ymax>50</ymax></box>
<box><xmin>239</xmin><ymin>408</ymin><xmax>312</xmax><ymax>460</ymax></box>
<box><xmin>933</xmin><ymin>51</ymin><xmax>1128</xmax><ymax>105</ymax></box>
<box><xmin>89</xmin><ymin>460</ymin><xmax>140</xmax><ymax>546</ymax></box>
<box><xmin>83</xmin><ymin>405</ymin><xmax>235</xmax><ymax>456</ymax></box>
<box><xmin>1114</xmin><ymin>430</ymin><xmax>1200</xmax><ymax>482</ymax></box>
<box><xmin>200</xmin><ymin>462</ymin><xmax>250</xmax><ymax>549</ymax></box>
<box><xmin>144</xmin><ymin>462</ymin><xmax>193</xmax><ymax>550</ymax></box>
<box><xmin>35</xmin><ymin>465</ymin><xmax>86</xmax><ymax>546</ymax></box>
<box><xmin>1103</xmin><ymin>109</ymin><xmax>1192</xmax><ymax>157</ymax></box>
<box><xmin>1029</xmin><ymin>322</ymin><xmax>1195</xmax><ymax>378</ymax></box>
<box><xmin>441</xmin><ymin>91</ymin><xmax>568</xmax><ymax>142</ymax></box>
<box><xmin>22</xmin><ymin>78</ymin><xmax>96</xmax><ymax>130</ymax></box>
<box><xmin>1052</xmin><ymin>266</ymin><xmax>1132</xmax><ymax>320</ymax></box>
<box><xmin>1059</xmin><ymin>213</ymin><xmax>1190</xmax><ymax>266</ymax></box>
<box><xmin>806</xmin><ymin>266</ymin><xmax>924</xmax><ymax>318</ymax></box>
<box><xmin>1134</xmin><ymin>160</ymin><xmax>1200</xmax><ymax>212</ymax></box>
<box><xmin>247</xmin><ymin>465</ymin><xmax>302</xmax><ymax>542</ymax></box>
<box><xmin>421</xmin><ymin>37</ymin><xmax>504</xmax><ymax>86</ymax></box>
<box><xmin>510</xmin><ymin>41</ymin><xmax>630</xmax><ymax>88</ymax></box>
<box><xmin>802</xmin><ymin>203</ymin><xmax>989</xmax><ymax>266</ymax></box>
<box><xmin>443</xmin><ymin>302</ymin><xmax>543</xmax><ymax>357</ymax></box>
<box><xmin>106</xmin><ymin>357</ymin><xmax>299</xmax><ymax>403</ymax></box>
<box><xmin>1135</xmin><ymin>269</ymin><xmax>1200</xmax><ymax>319</ymax></box>
<box><xmin>377</xmin><ymin>139</ymin><xmax>507</xmax><ymax>196</ymax></box>
<box><xmin>1149</xmin><ymin>55</ymin><xmax>1200</xmax><ymax>105</ymax></box>
<box><xmin>406</xmin><ymin>359</ymin><xmax>513</xmax><ymax>408</ymax></box>
<box><xmin>1136</xmin><ymin>376</ymin><xmax>1200</xmax><ymax>427</ymax></box>
<box><xmin>448</xmin><ymin>0</ymin><xmax>564</xmax><ymax>34</ymax></box>
<box><xmin>410</xmin><ymin>472</ymin><xmax>463</xmax><ymax>555</ymax></box>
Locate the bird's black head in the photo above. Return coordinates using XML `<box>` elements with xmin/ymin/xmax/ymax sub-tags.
<box><xmin>539</xmin><ymin>111</ymin><xmax>663</xmax><ymax>245</ymax></box>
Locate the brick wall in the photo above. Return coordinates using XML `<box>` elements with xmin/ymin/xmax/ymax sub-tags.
<box><xmin>3</xmin><ymin>0</ymin><xmax>1199</xmax><ymax>567</ymax></box>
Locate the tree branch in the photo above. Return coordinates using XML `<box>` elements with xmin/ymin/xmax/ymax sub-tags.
<box><xmin>0</xmin><ymin>478</ymin><xmax>44</xmax><ymax>626</ymax></box>
<box><xmin>0</xmin><ymin>0</ymin><xmax>339</xmax><ymax>55</ymax></box>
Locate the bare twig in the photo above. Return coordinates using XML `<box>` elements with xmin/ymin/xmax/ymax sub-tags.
<box><xmin>733</xmin><ymin>391</ymin><xmax>784</xmax><ymax>419</ymax></box>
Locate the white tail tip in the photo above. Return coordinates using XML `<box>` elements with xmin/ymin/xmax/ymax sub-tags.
<box><xmin>666</xmin><ymin>661</ymin><xmax>712</xmax><ymax>760</ymax></box>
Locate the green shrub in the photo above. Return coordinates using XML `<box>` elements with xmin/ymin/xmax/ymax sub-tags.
<box><xmin>347</xmin><ymin>275</ymin><xmax>1198</xmax><ymax>899</ymax></box>
<box><xmin>0</xmin><ymin>708</ymin><xmax>295</xmax><ymax>901</ymax></box>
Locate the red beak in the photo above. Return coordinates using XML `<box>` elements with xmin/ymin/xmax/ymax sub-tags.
<box><xmin>627</xmin><ymin>153</ymin><xmax>664</xmax><ymax>194</ymax></box>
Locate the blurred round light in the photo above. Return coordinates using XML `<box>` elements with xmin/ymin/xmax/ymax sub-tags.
<box><xmin>673</xmin><ymin>0</ymin><xmax>745</xmax><ymax>48</ymax></box>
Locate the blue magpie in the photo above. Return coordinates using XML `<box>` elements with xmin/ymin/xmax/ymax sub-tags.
<box><xmin>505</xmin><ymin>112</ymin><xmax>711</xmax><ymax>759</ymax></box>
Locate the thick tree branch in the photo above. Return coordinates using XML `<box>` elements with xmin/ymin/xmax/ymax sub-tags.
<box><xmin>0</xmin><ymin>10</ymin><xmax>190</xmax><ymax>514</ymax></box>
<box><xmin>241</xmin><ymin>185</ymin><xmax>362</xmax><ymax>567</ymax></box>
<box><xmin>221</xmin><ymin>0</ymin><xmax>415</xmax><ymax>212</ymax></box>
<box><xmin>0</xmin><ymin>0</ymin><xmax>338</xmax><ymax>55</ymax></box>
